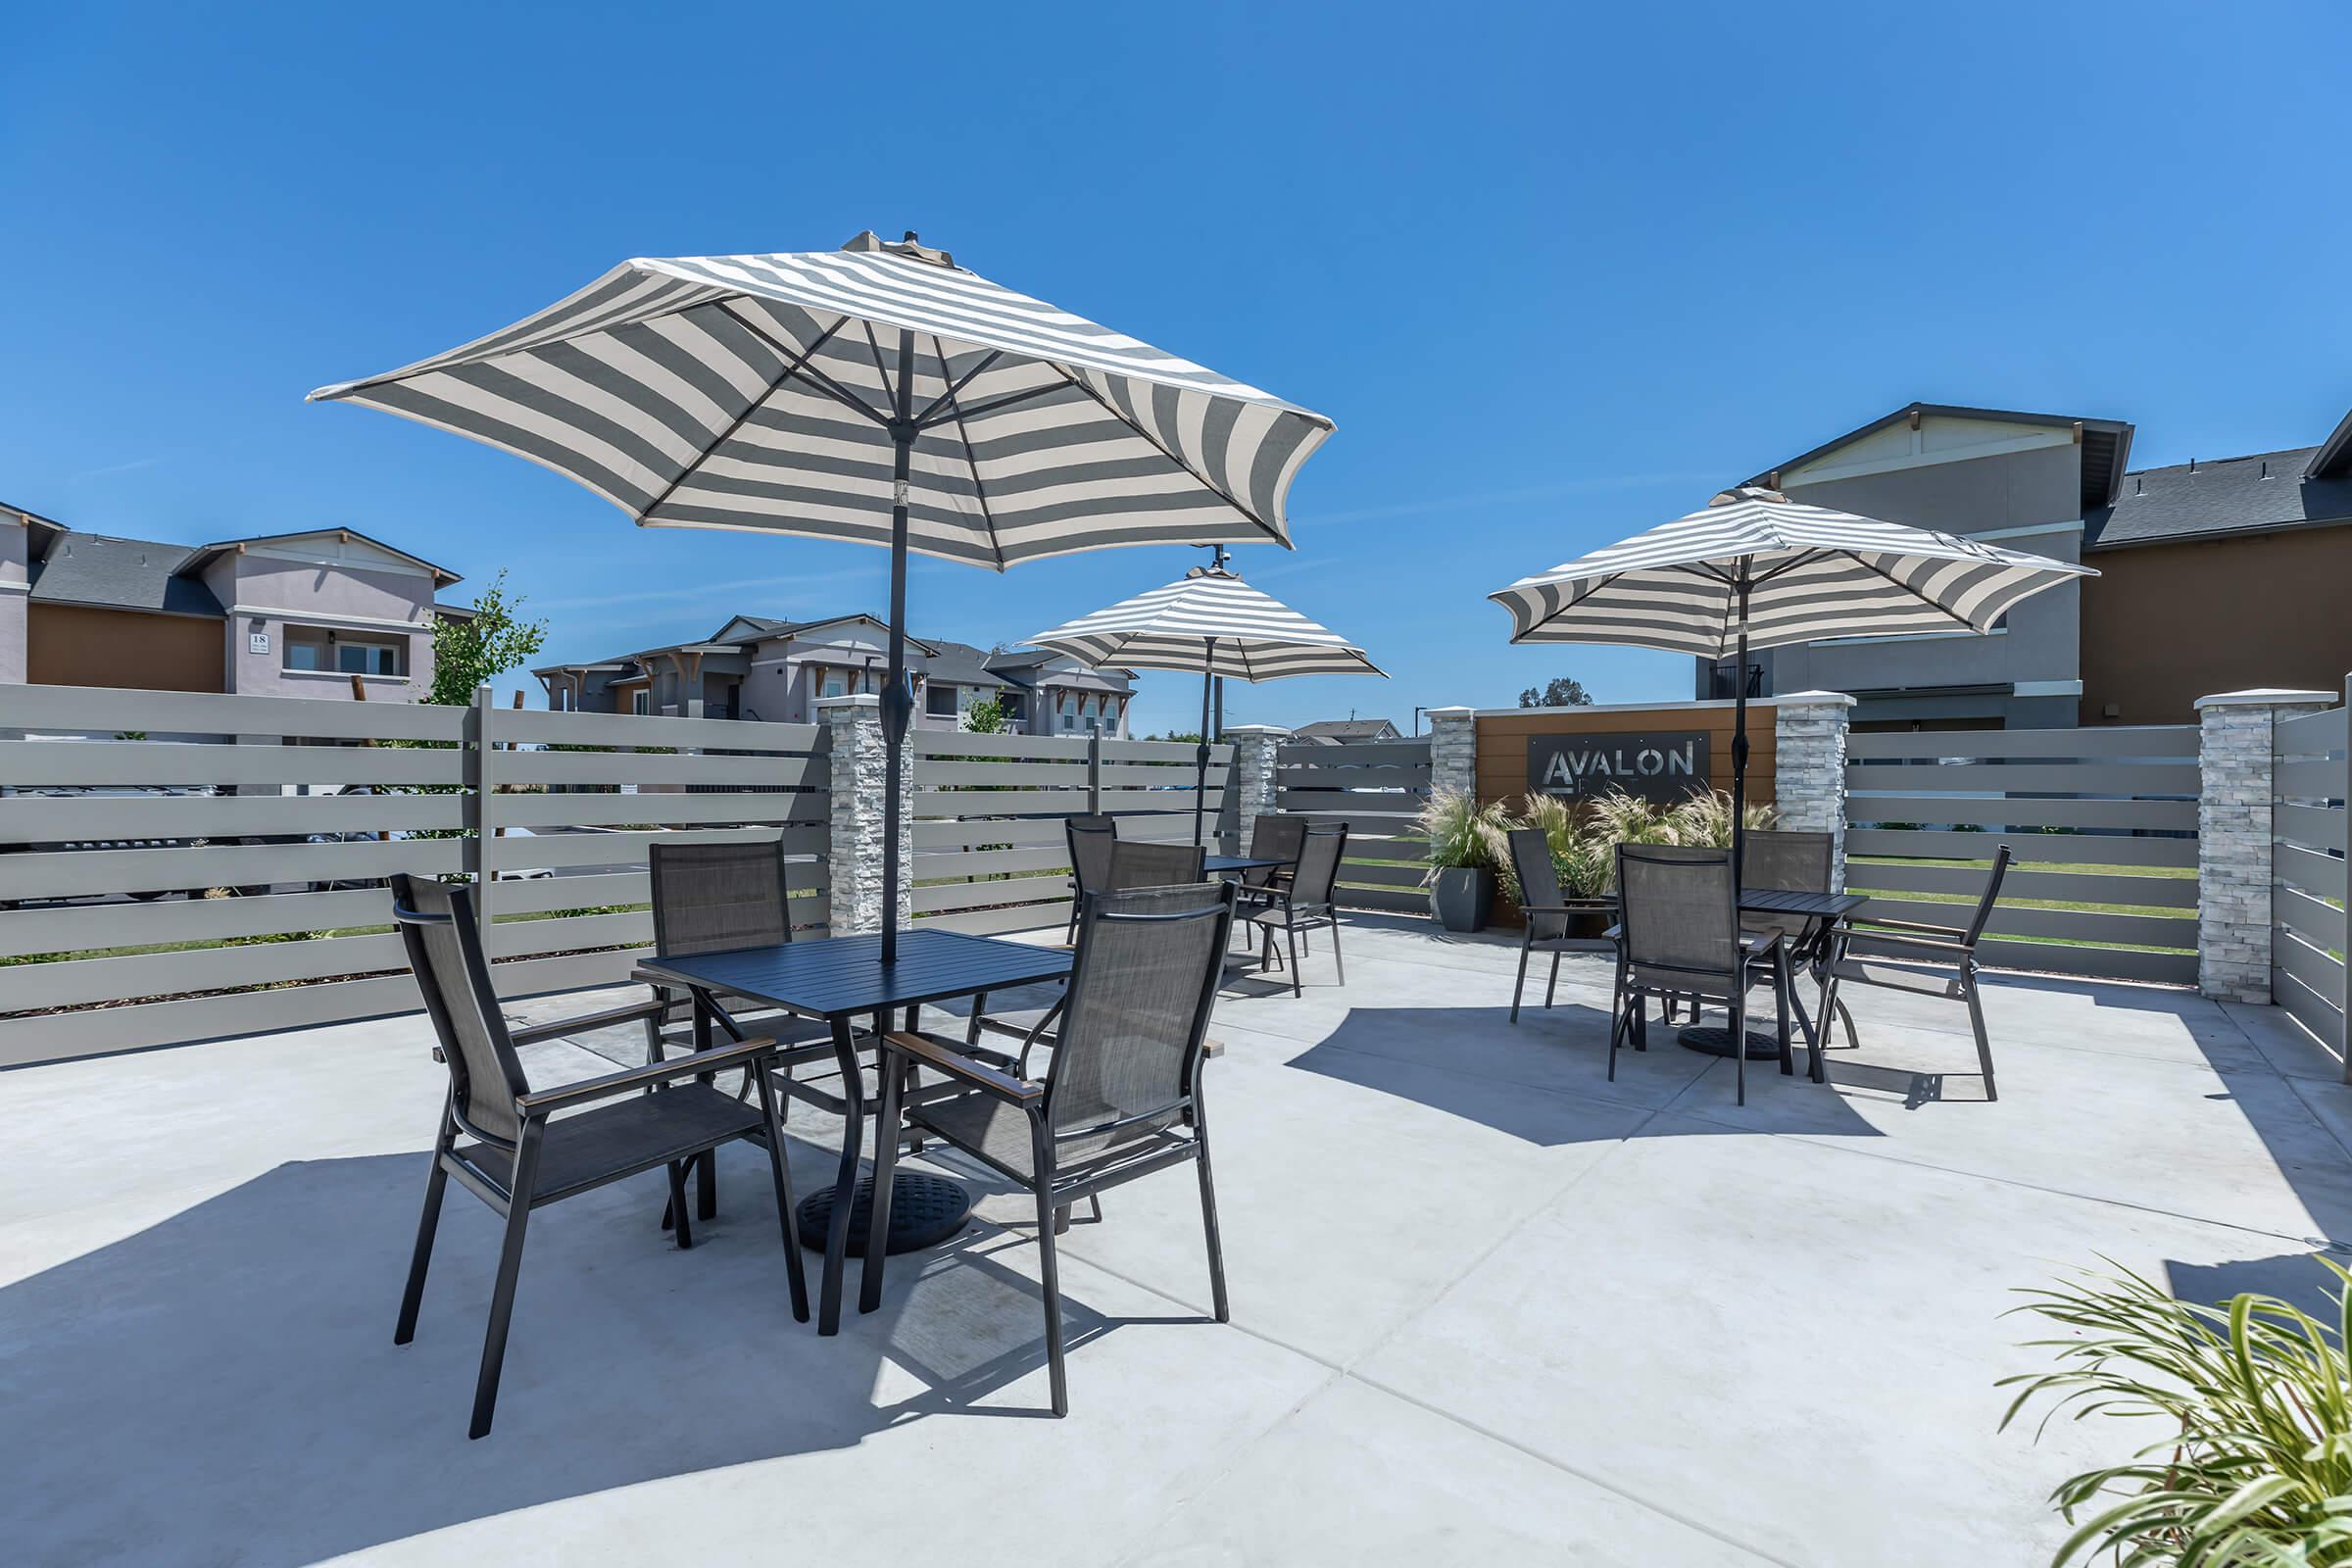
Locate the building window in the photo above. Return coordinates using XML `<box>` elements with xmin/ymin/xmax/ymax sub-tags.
<box><xmin>631</xmin><ymin>689</ymin><xmax>651</xmax><ymax>715</ymax></box>
<box><xmin>821</xmin><ymin>669</ymin><xmax>847</xmax><ymax>699</ymax></box>
<box><xmin>284</xmin><ymin>625</ymin><xmax>407</xmax><ymax>677</ymax></box>
<box><xmin>924</xmin><ymin>681</ymin><xmax>959</xmax><ymax>718</ymax></box>
<box><xmin>1000</xmin><ymin>692</ymin><xmax>1026</xmax><ymax>723</ymax></box>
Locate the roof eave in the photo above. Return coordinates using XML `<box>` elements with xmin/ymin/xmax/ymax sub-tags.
<box><xmin>2307</xmin><ymin>406</ymin><xmax>2352</xmax><ymax>481</ymax></box>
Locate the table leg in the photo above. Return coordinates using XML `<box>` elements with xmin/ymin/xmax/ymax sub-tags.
<box><xmin>692</xmin><ymin>993</ymin><xmax>717</xmax><ymax>1220</ymax></box>
<box><xmin>816</xmin><ymin>1013</ymin><xmax>863</xmax><ymax>1336</ymax></box>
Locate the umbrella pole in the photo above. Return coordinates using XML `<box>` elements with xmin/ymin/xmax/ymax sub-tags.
<box><xmin>1195</xmin><ymin>640</ymin><xmax>1215</xmax><ymax>849</ymax></box>
<box><xmin>1730</xmin><ymin>578</ymin><xmax>1750</xmax><ymax>892</ymax></box>
<box><xmin>879</xmin><ymin>341</ymin><xmax>918</xmax><ymax>965</ymax></box>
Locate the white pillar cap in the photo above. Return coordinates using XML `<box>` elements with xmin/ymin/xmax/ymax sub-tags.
<box><xmin>814</xmin><ymin>693</ymin><xmax>881</xmax><ymax>712</ymax></box>
<box><xmin>1222</xmin><ymin>724</ymin><xmax>1290</xmax><ymax>736</ymax></box>
<box><xmin>1773</xmin><ymin>690</ymin><xmax>1857</xmax><ymax>707</ymax></box>
<box><xmin>2193</xmin><ymin>689</ymin><xmax>2336</xmax><ymax>710</ymax></box>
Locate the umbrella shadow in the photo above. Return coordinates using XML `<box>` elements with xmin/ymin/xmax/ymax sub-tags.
<box><xmin>0</xmin><ymin>1139</ymin><xmax>1142</xmax><ymax>1568</ymax></box>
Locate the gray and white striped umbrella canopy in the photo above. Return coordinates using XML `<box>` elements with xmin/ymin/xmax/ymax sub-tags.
<box><xmin>310</xmin><ymin>231</ymin><xmax>1333</xmax><ymax>568</ymax></box>
<box><xmin>1027</xmin><ymin>566</ymin><xmax>1384</xmax><ymax>681</ymax></box>
<box><xmin>1488</xmin><ymin>486</ymin><xmax>2092</xmax><ymax>657</ymax></box>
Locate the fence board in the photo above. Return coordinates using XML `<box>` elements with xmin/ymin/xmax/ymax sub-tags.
<box><xmin>1098</xmin><ymin>740</ymin><xmax>1233</xmax><ymax>764</ymax></box>
<box><xmin>2276</xmin><ymin>887</ymin><xmax>2348</xmax><ymax>954</ymax></box>
<box><xmin>2276</xmin><ymin>964</ymin><xmax>2346</xmax><ymax>1054</ymax></box>
<box><xmin>490</xmin><ymin>793</ymin><xmax>824</xmax><ymax>830</ymax></box>
<box><xmin>0</xmin><ymin>683</ymin><xmax>466</xmax><ymax>743</ymax></box>
<box><xmin>1845</xmin><ymin>725</ymin><xmax>2196</xmax><ymax>760</ymax></box>
<box><xmin>495</xmin><ymin>708</ymin><xmax>819</xmax><ymax>751</ymax></box>
<box><xmin>2278</xmin><ymin>707</ymin><xmax>2350</xmax><ymax>755</ymax></box>
<box><xmin>912</xmin><ymin>817</ymin><xmax>1068</xmax><ymax>852</ymax></box>
<box><xmin>2</xmin><ymin>835</ymin><xmax>466</xmax><ymax>900</ymax></box>
<box><xmin>1844</xmin><ymin>828</ymin><xmax>2197</xmax><ymax>867</ymax></box>
<box><xmin>1855</xmin><ymin>898</ymin><xmax>2194</xmax><ymax>949</ymax></box>
<box><xmin>913</xmin><ymin>876</ymin><xmax>1068</xmax><ymax>915</ymax></box>
<box><xmin>1335</xmin><ymin>884</ymin><xmax>1427</xmax><ymax>915</ymax></box>
<box><xmin>2277</xmin><ymin>930</ymin><xmax>2345</xmax><ymax>1004</ymax></box>
<box><xmin>1972</xmin><ymin>939</ymin><xmax>2196</xmax><ymax>986</ymax></box>
<box><xmin>0</xmin><ymin>790</ymin><xmax>466</xmax><ymax>843</ymax></box>
<box><xmin>0</xmin><ymin>972</ymin><xmax>424</xmax><ymax>1067</ymax></box>
<box><xmin>1843</xmin><ymin>760</ymin><xmax>2197</xmax><ymax>794</ymax></box>
<box><xmin>1338</xmin><ymin>859</ymin><xmax>1426</xmax><ymax>891</ymax></box>
<box><xmin>2277</xmin><ymin>843</ymin><xmax>2345</xmax><ymax>899</ymax></box>
<box><xmin>0</xmin><ymin>886</ymin><xmax>394</xmax><ymax>958</ymax></box>
<box><xmin>0</xmin><ymin>742</ymin><xmax>466</xmax><ymax>788</ymax></box>
<box><xmin>2277</xmin><ymin>804</ymin><xmax>2348</xmax><ymax>854</ymax></box>
<box><xmin>916</xmin><ymin>846</ymin><xmax>1071</xmax><ymax>880</ymax></box>
<box><xmin>1841</xmin><ymin>795</ymin><xmax>2197</xmax><ymax>832</ymax></box>
<box><xmin>484</xmin><ymin>825</ymin><xmax>825</xmax><ymax>871</ymax></box>
<box><xmin>1276</xmin><ymin>741</ymin><xmax>1435</xmax><ymax>768</ymax></box>
<box><xmin>1846</xmin><ymin>860</ymin><xmax>2197</xmax><ymax>908</ymax></box>
<box><xmin>914</xmin><ymin>730</ymin><xmax>1094</xmax><ymax>760</ymax></box>
<box><xmin>914</xmin><ymin>788</ymin><xmax>1219</xmax><ymax>817</ymax></box>
<box><xmin>2275</xmin><ymin>759</ymin><xmax>2346</xmax><ymax>799</ymax></box>
<box><xmin>921</xmin><ymin>900</ymin><xmax>1071</xmax><ymax>936</ymax></box>
<box><xmin>6</xmin><ymin>930</ymin><xmax>411</xmax><ymax>1010</ymax></box>
<box><xmin>497</xmin><ymin>751</ymin><xmax>826</xmax><ymax>789</ymax></box>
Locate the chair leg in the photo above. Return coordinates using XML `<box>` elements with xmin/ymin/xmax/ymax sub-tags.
<box><xmin>1773</xmin><ymin>949</ymin><xmax>1794</xmax><ymax>1077</ymax></box>
<box><xmin>1285</xmin><ymin>923</ymin><xmax>1302</xmax><ymax>999</ymax></box>
<box><xmin>1732</xmin><ymin>990</ymin><xmax>1747</xmax><ymax>1106</ymax></box>
<box><xmin>753</xmin><ymin>1070</ymin><xmax>809</xmax><ymax>1324</ymax></box>
<box><xmin>1964</xmin><ymin>977</ymin><xmax>1996</xmax><ymax>1102</ymax></box>
<box><xmin>469</xmin><ymin>1125</ymin><xmax>542</xmax><ymax>1440</ymax></box>
<box><xmin>859</xmin><ymin>1043</ymin><xmax>903</xmax><ymax>1315</ymax></box>
<box><xmin>1545</xmin><ymin>948</ymin><xmax>1562</xmax><ymax>1008</ymax></box>
<box><xmin>1511</xmin><ymin>926</ymin><xmax>1533</xmax><ymax>1023</ymax></box>
<box><xmin>1607</xmin><ymin>995</ymin><xmax>1625</xmax><ymax>1081</ymax></box>
<box><xmin>394</xmin><ymin>1151</ymin><xmax>449</xmax><ymax>1346</ymax></box>
<box><xmin>1028</xmin><ymin>1118</ymin><xmax>1068</xmax><ymax>1417</ymax></box>
<box><xmin>666</xmin><ymin>1161</ymin><xmax>694</xmax><ymax>1250</ymax></box>
<box><xmin>697</xmin><ymin>1150</ymin><xmax>717</xmax><ymax>1222</ymax></box>
<box><xmin>1328</xmin><ymin>914</ymin><xmax>1345</xmax><ymax>986</ymax></box>
<box><xmin>1194</xmin><ymin>1097</ymin><xmax>1230</xmax><ymax>1324</ymax></box>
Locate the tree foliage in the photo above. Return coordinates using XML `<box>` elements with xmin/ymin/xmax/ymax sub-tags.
<box><xmin>426</xmin><ymin>570</ymin><xmax>548</xmax><ymax>707</ymax></box>
<box><xmin>1518</xmin><ymin>676</ymin><xmax>1594</xmax><ymax>709</ymax></box>
<box><xmin>961</xmin><ymin>696</ymin><xmax>1008</xmax><ymax>734</ymax></box>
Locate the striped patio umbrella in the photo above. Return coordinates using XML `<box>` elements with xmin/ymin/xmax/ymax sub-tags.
<box><xmin>1027</xmin><ymin>552</ymin><xmax>1384</xmax><ymax>845</ymax></box>
<box><xmin>312</xmin><ymin>230</ymin><xmax>1334</xmax><ymax>960</ymax></box>
<box><xmin>1488</xmin><ymin>485</ymin><xmax>2090</xmax><ymax>878</ymax></box>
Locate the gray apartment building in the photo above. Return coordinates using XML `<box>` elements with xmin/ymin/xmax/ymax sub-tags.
<box><xmin>535</xmin><ymin>612</ymin><xmax>1136</xmax><ymax>736</ymax></box>
<box><xmin>1693</xmin><ymin>400</ymin><xmax>2352</xmax><ymax>728</ymax></box>
<box><xmin>4</xmin><ymin>504</ymin><xmax>464</xmax><ymax>698</ymax></box>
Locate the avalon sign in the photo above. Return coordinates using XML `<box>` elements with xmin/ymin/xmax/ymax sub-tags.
<box><xmin>1528</xmin><ymin>731</ymin><xmax>1710</xmax><ymax>805</ymax></box>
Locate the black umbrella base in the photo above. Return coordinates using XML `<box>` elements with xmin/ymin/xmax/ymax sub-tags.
<box><xmin>796</xmin><ymin>1172</ymin><xmax>972</xmax><ymax>1256</ymax></box>
<box><xmin>1677</xmin><ymin>1024</ymin><xmax>1786</xmax><ymax>1061</ymax></box>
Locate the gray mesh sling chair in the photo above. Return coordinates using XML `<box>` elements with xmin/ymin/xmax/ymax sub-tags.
<box><xmin>388</xmin><ymin>874</ymin><xmax>807</xmax><ymax>1440</ymax></box>
<box><xmin>1062</xmin><ymin>814</ymin><xmax>1118</xmax><ymax>942</ymax></box>
<box><xmin>1823</xmin><ymin>844</ymin><xmax>2012</xmax><ymax>1099</ymax></box>
<box><xmin>1106</xmin><ymin>838</ymin><xmax>1206</xmax><ymax>890</ymax></box>
<box><xmin>1246</xmin><ymin>823</ymin><xmax>1348</xmax><ymax>997</ymax></box>
<box><xmin>1735</xmin><ymin>829</ymin><xmax>1849</xmax><ymax>1077</ymax></box>
<box><xmin>1234</xmin><ymin>813</ymin><xmax>1307</xmax><ymax>910</ymax></box>
<box><xmin>1507</xmin><ymin>827</ymin><xmax>1605</xmax><ymax>1023</ymax></box>
<box><xmin>1608</xmin><ymin>845</ymin><xmax>1791</xmax><ymax>1105</ymax></box>
<box><xmin>862</xmin><ymin>881</ymin><xmax>1238</xmax><ymax>1416</ymax></box>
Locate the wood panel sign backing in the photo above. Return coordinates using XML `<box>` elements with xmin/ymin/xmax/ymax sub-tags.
<box><xmin>1475</xmin><ymin>704</ymin><xmax>1775</xmax><ymax>810</ymax></box>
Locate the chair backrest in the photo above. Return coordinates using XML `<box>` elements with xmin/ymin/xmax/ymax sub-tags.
<box><xmin>1065</xmin><ymin>814</ymin><xmax>1118</xmax><ymax>899</ymax></box>
<box><xmin>1106</xmin><ymin>839</ymin><xmax>1205</xmax><ymax>891</ymax></box>
<box><xmin>1243</xmin><ymin>813</ymin><xmax>1308</xmax><ymax>887</ymax></box>
<box><xmin>1615</xmin><ymin>844</ymin><xmax>1739</xmax><ymax>991</ymax></box>
<box><xmin>1961</xmin><ymin>844</ymin><xmax>2015</xmax><ymax>947</ymax></box>
<box><xmin>1740</xmin><ymin>829</ymin><xmax>1834</xmax><ymax>896</ymax></box>
<box><xmin>1287</xmin><ymin>824</ymin><xmax>1348</xmax><ymax>907</ymax></box>
<box><xmin>390</xmin><ymin>874</ymin><xmax>529</xmax><ymax>1146</ymax></box>
<box><xmin>1050</xmin><ymin>881</ymin><xmax>1235</xmax><ymax>1151</ymax></box>
<box><xmin>649</xmin><ymin>838</ymin><xmax>792</xmax><ymax>957</ymax></box>
<box><xmin>1507</xmin><ymin>827</ymin><xmax>1571</xmax><ymax>940</ymax></box>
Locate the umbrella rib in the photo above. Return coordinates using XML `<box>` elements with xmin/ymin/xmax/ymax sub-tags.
<box><xmin>911</xmin><ymin>350</ymin><xmax>1004</xmax><ymax>425</ymax></box>
<box><xmin>933</xmin><ymin>334</ymin><xmax>1008</xmax><ymax>571</ymax></box>
<box><xmin>858</xmin><ymin>320</ymin><xmax>897</xmax><ymax>410</ymax></box>
<box><xmin>633</xmin><ymin>313</ymin><xmax>853</xmax><ymax>523</ymax></box>
<box><xmin>712</xmin><ymin>303</ymin><xmax>891</xmax><ymax>428</ymax></box>
<box><xmin>1042</xmin><ymin>362</ymin><xmax>1287</xmax><ymax>544</ymax></box>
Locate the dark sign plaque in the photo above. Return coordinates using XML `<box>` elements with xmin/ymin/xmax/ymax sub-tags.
<box><xmin>1527</xmin><ymin>731</ymin><xmax>1711</xmax><ymax>805</ymax></box>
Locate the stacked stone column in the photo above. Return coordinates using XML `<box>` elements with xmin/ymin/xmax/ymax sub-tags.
<box><xmin>1426</xmin><ymin>708</ymin><xmax>1477</xmax><ymax>801</ymax></box>
<box><xmin>1772</xmin><ymin>691</ymin><xmax>1855</xmax><ymax>891</ymax></box>
<box><xmin>819</xmin><ymin>694</ymin><xmax>910</xmax><ymax>934</ymax></box>
<box><xmin>2195</xmin><ymin>689</ymin><xmax>2336</xmax><ymax>1003</ymax></box>
<box><xmin>1224</xmin><ymin>724</ymin><xmax>1288</xmax><ymax>848</ymax></box>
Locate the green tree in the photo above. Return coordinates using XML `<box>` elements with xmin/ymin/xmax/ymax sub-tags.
<box><xmin>425</xmin><ymin>570</ymin><xmax>548</xmax><ymax>707</ymax></box>
<box><xmin>1518</xmin><ymin>676</ymin><xmax>1594</xmax><ymax>709</ymax></box>
<box><xmin>962</xmin><ymin>696</ymin><xmax>1007</xmax><ymax>734</ymax></box>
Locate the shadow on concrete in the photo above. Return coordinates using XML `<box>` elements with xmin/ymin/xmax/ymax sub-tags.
<box><xmin>0</xmin><ymin>1141</ymin><xmax>1127</xmax><ymax>1568</ymax></box>
<box><xmin>2164</xmin><ymin>1250</ymin><xmax>2346</xmax><ymax>1319</ymax></box>
<box><xmin>1283</xmin><ymin>1002</ymin><xmax>1886</xmax><ymax>1145</ymax></box>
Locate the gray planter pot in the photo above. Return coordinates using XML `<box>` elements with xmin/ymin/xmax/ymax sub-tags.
<box><xmin>1428</xmin><ymin>865</ymin><xmax>1493</xmax><ymax>933</ymax></box>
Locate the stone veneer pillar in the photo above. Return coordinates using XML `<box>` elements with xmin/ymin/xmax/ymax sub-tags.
<box><xmin>1772</xmin><ymin>691</ymin><xmax>1855</xmax><ymax>891</ymax></box>
<box><xmin>1225</xmin><ymin>724</ymin><xmax>1288</xmax><ymax>847</ymax></box>
<box><xmin>1426</xmin><ymin>708</ymin><xmax>1477</xmax><ymax>801</ymax></box>
<box><xmin>2195</xmin><ymin>688</ymin><xmax>2336</xmax><ymax>1004</ymax></box>
<box><xmin>818</xmin><ymin>694</ymin><xmax>910</xmax><ymax>934</ymax></box>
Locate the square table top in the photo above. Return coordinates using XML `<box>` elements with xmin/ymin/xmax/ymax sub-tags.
<box><xmin>1739</xmin><ymin>889</ymin><xmax>1867</xmax><ymax>919</ymax></box>
<box><xmin>634</xmin><ymin>928</ymin><xmax>1074</xmax><ymax>1019</ymax></box>
<box><xmin>1203</xmin><ymin>855</ymin><xmax>1286</xmax><ymax>873</ymax></box>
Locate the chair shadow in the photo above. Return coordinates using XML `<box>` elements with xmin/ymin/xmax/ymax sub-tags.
<box><xmin>2165</xmin><ymin>1251</ymin><xmax>2347</xmax><ymax>1320</ymax></box>
<box><xmin>0</xmin><ymin>1138</ymin><xmax>1131</xmax><ymax>1568</ymax></box>
<box><xmin>1281</xmin><ymin>1001</ymin><xmax>1887</xmax><ymax>1145</ymax></box>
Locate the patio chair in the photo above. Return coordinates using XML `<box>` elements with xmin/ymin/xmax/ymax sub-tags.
<box><xmin>1506</xmin><ymin>827</ymin><xmax>1606</xmax><ymax>1023</ymax></box>
<box><xmin>1106</xmin><ymin>838</ymin><xmax>1205</xmax><ymax>891</ymax></box>
<box><xmin>1234</xmin><ymin>813</ymin><xmax>1308</xmax><ymax>911</ymax></box>
<box><xmin>1246</xmin><ymin>823</ymin><xmax>1348</xmax><ymax>998</ymax></box>
<box><xmin>1733</xmin><ymin>827</ymin><xmax>1851</xmax><ymax>1073</ymax></box>
<box><xmin>1062</xmin><ymin>813</ymin><xmax>1117</xmax><ymax>942</ymax></box>
<box><xmin>388</xmin><ymin>874</ymin><xmax>807</xmax><ymax>1440</ymax></box>
<box><xmin>1823</xmin><ymin>845</ymin><xmax>2011</xmax><ymax>1100</ymax></box>
<box><xmin>864</xmin><ymin>880</ymin><xmax>1238</xmax><ymax>1416</ymax></box>
<box><xmin>1609</xmin><ymin>845</ymin><xmax>1790</xmax><ymax>1105</ymax></box>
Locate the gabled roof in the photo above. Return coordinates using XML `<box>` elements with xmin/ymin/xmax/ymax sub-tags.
<box><xmin>2306</xmin><ymin>405</ymin><xmax>2352</xmax><ymax>481</ymax></box>
<box><xmin>710</xmin><ymin>612</ymin><xmax>940</xmax><ymax>657</ymax></box>
<box><xmin>2084</xmin><ymin>445</ymin><xmax>2352</xmax><ymax>550</ymax></box>
<box><xmin>183</xmin><ymin>528</ymin><xmax>462</xmax><ymax>585</ymax></box>
<box><xmin>1295</xmin><ymin>717</ymin><xmax>1399</xmax><ymax>740</ymax></box>
<box><xmin>26</xmin><ymin>533</ymin><xmax>226</xmax><ymax>617</ymax></box>
<box><xmin>918</xmin><ymin>639</ymin><xmax>1010</xmax><ymax>688</ymax></box>
<box><xmin>1746</xmin><ymin>402</ymin><xmax>2135</xmax><ymax>514</ymax></box>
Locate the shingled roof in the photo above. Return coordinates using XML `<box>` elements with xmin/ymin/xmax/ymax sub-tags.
<box><xmin>2084</xmin><ymin>444</ymin><xmax>2352</xmax><ymax>550</ymax></box>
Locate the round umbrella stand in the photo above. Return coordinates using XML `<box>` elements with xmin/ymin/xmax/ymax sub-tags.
<box><xmin>795</xmin><ymin>1174</ymin><xmax>970</xmax><ymax>1256</ymax></box>
<box><xmin>1674</xmin><ymin>1022</ymin><xmax>1786</xmax><ymax>1060</ymax></box>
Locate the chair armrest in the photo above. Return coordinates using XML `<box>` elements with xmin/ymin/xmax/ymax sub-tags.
<box><xmin>1861</xmin><ymin>915</ymin><xmax>1971</xmax><ymax>939</ymax></box>
<box><xmin>881</xmin><ymin>1031</ymin><xmax>1043</xmax><ymax>1103</ymax></box>
<box><xmin>1603</xmin><ymin>923</ymin><xmax>1623</xmax><ymax>942</ymax></box>
<box><xmin>1739</xmin><ymin>932</ymin><xmax>1782</xmax><ymax>956</ymax></box>
<box><xmin>1518</xmin><ymin>904</ymin><xmax>1586</xmax><ymax>915</ymax></box>
<box><xmin>509</xmin><ymin>996</ymin><xmax>668</xmax><ymax>1047</ymax></box>
<box><xmin>1844</xmin><ymin>930</ymin><xmax>1972</xmax><ymax>957</ymax></box>
<box><xmin>517</xmin><ymin>1036</ymin><xmax>777</xmax><ymax>1114</ymax></box>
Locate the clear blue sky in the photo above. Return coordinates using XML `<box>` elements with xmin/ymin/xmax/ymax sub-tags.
<box><xmin>7</xmin><ymin>3</ymin><xmax>2349</xmax><ymax>733</ymax></box>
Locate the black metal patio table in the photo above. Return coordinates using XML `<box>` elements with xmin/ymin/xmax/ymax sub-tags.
<box><xmin>635</xmin><ymin>927</ymin><xmax>1074</xmax><ymax>1335</ymax></box>
<box><xmin>1677</xmin><ymin>889</ymin><xmax>1868</xmax><ymax>1060</ymax></box>
<box><xmin>1202</xmin><ymin>855</ymin><xmax>1285</xmax><ymax>875</ymax></box>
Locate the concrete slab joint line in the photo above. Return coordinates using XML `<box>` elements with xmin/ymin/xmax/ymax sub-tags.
<box><xmin>819</xmin><ymin>694</ymin><xmax>907</xmax><ymax>934</ymax></box>
<box><xmin>2194</xmin><ymin>688</ymin><xmax>2335</xmax><ymax>1005</ymax></box>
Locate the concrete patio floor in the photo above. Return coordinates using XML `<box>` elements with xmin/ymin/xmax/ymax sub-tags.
<box><xmin>6</xmin><ymin>913</ymin><xmax>2351</xmax><ymax>1566</ymax></box>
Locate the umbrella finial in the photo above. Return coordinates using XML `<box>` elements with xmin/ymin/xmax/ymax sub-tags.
<box><xmin>842</xmin><ymin>228</ymin><xmax>956</xmax><ymax>268</ymax></box>
<box><xmin>1710</xmin><ymin>484</ymin><xmax>1789</xmax><ymax>507</ymax></box>
<box><xmin>1187</xmin><ymin>542</ymin><xmax>1236</xmax><ymax>578</ymax></box>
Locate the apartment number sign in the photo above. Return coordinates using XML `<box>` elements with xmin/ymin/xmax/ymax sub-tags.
<box><xmin>1527</xmin><ymin>731</ymin><xmax>1710</xmax><ymax>805</ymax></box>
